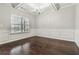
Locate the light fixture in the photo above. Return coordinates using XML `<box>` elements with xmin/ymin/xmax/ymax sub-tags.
<box><xmin>27</xmin><ymin>3</ymin><xmax>51</xmax><ymax>14</ymax></box>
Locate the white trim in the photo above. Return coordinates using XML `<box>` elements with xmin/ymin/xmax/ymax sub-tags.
<box><xmin>35</xmin><ymin>29</ymin><xmax>75</xmax><ymax>42</ymax></box>
<box><xmin>0</xmin><ymin>29</ymin><xmax>35</xmax><ymax>45</ymax></box>
<box><xmin>15</xmin><ymin>3</ymin><xmax>23</xmax><ymax>9</ymax></box>
<box><xmin>0</xmin><ymin>36</ymin><xmax>33</xmax><ymax>45</ymax></box>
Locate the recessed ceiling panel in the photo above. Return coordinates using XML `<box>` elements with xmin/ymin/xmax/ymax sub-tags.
<box><xmin>12</xmin><ymin>3</ymin><xmax>75</xmax><ymax>14</ymax></box>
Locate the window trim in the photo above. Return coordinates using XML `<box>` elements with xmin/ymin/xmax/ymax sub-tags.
<box><xmin>10</xmin><ymin>15</ymin><xmax>29</xmax><ymax>34</ymax></box>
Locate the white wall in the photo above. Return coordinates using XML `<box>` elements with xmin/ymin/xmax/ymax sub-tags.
<box><xmin>36</xmin><ymin>5</ymin><xmax>75</xmax><ymax>42</ymax></box>
<box><xmin>0</xmin><ymin>4</ymin><xmax>35</xmax><ymax>44</ymax></box>
<box><xmin>0</xmin><ymin>4</ymin><xmax>76</xmax><ymax>45</ymax></box>
<box><xmin>75</xmin><ymin>4</ymin><xmax>79</xmax><ymax>47</ymax></box>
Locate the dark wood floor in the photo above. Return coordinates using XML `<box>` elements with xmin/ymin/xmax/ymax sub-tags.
<box><xmin>0</xmin><ymin>36</ymin><xmax>79</xmax><ymax>55</ymax></box>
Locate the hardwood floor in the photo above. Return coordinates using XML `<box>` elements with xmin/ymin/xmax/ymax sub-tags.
<box><xmin>0</xmin><ymin>36</ymin><xmax>79</xmax><ymax>55</ymax></box>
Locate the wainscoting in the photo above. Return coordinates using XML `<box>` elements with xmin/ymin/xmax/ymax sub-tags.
<box><xmin>36</xmin><ymin>29</ymin><xmax>74</xmax><ymax>42</ymax></box>
<box><xmin>0</xmin><ymin>36</ymin><xmax>79</xmax><ymax>55</ymax></box>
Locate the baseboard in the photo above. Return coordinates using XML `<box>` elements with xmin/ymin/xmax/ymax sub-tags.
<box><xmin>35</xmin><ymin>36</ymin><xmax>75</xmax><ymax>43</ymax></box>
<box><xmin>0</xmin><ymin>36</ymin><xmax>34</xmax><ymax>45</ymax></box>
<box><xmin>0</xmin><ymin>35</ymin><xmax>75</xmax><ymax>45</ymax></box>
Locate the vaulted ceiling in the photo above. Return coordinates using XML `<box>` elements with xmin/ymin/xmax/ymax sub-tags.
<box><xmin>11</xmin><ymin>3</ymin><xmax>75</xmax><ymax>15</ymax></box>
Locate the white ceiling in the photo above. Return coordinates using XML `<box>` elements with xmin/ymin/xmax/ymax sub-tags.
<box><xmin>11</xmin><ymin>3</ymin><xmax>75</xmax><ymax>14</ymax></box>
<box><xmin>26</xmin><ymin>3</ymin><xmax>50</xmax><ymax>10</ymax></box>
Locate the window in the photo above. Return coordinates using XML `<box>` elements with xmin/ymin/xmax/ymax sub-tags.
<box><xmin>11</xmin><ymin>15</ymin><xmax>29</xmax><ymax>34</ymax></box>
